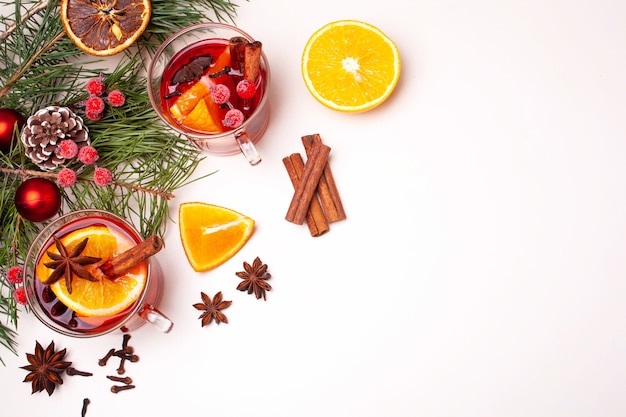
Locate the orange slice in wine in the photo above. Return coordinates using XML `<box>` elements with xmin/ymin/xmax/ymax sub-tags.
<box><xmin>36</xmin><ymin>225</ymin><xmax>147</xmax><ymax>317</ymax></box>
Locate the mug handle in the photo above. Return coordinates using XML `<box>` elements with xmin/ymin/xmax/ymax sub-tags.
<box><xmin>139</xmin><ymin>304</ymin><xmax>173</xmax><ymax>333</ymax></box>
<box><xmin>235</xmin><ymin>130</ymin><xmax>262</xmax><ymax>165</ymax></box>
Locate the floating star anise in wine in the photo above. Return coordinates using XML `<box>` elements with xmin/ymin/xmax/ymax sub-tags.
<box><xmin>235</xmin><ymin>257</ymin><xmax>272</xmax><ymax>300</ymax></box>
<box><xmin>171</xmin><ymin>55</ymin><xmax>213</xmax><ymax>84</ymax></box>
<box><xmin>20</xmin><ymin>340</ymin><xmax>72</xmax><ymax>396</ymax></box>
<box><xmin>193</xmin><ymin>291</ymin><xmax>232</xmax><ymax>327</ymax></box>
<box><xmin>43</xmin><ymin>236</ymin><xmax>101</xmax><ymax>294</ymax></box>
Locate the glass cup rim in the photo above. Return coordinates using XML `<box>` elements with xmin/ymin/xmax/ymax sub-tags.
<box><xmin>146</xmin><ymin>21</ymin><xmax>271</xmax><ymax>140</ymax></box>
<box><xmin>23</xmin><ymin>209</ymin><xmax>153</xmax><ymax>338</ymax></box>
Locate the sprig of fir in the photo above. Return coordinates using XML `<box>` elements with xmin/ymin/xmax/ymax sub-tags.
<box><xmin>0</xmin><ymin>0</ymin><xmax>244</xmax><ymax>363</ymax></box>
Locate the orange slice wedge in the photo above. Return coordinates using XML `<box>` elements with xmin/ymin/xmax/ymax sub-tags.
<box><xmin>180</xmin><ymin>97</ymin><xmax>224</xmax><ymax>133</ymax></box>
<box><xmin>169</xmin><ymin>79</ymin><xmax>211</xmax><ymax>120</ymax></box>
<box><xmin>36</xmin><ymin>225</ymin><xmax>147</xmax><ymax>317</ymax></box>
<box><xmin>179</xmin><ymin>202</ymin><xmax>255</xmax><ymax>272</ymax></box>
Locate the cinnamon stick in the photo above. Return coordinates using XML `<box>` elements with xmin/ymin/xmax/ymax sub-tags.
<box><xmin>100</xmin><ymin>235</ymin><xmax>163</xmax><ymax>278</ymax></box>
<box><xmin>285</xmin><ymin>142</ymin><xmax>331</xmax><ymax>225</ymax></box>
<box><xmin>243</xmin><ymin>41</ymin><xmax>262</xmax><ymax>83</ymax></box>
<box><xmin>228</xmin><ymin>36</ymin><xmax>247</xmax><ymax>73</ymax></box>
<box><xmin>301</xmin><ymin>134</ymin><xmax>346</xmax><ymax>222</ymax></box>
<box><xmin>283</xmin><ymin>154</ymin><xmax>329</xmax><ymax>237</ymax></box>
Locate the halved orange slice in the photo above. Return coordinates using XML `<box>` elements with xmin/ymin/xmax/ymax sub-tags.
<box><xmin>169</xmin><ymin>79</ymin><xmax>211</xmax><ymax>121</ymax></box>
<box><xmin>302</xmin><ymin>20</ymin><xmax>401</xmax><ymax>112</ymax></box>
<box><xmin>36</xmin><ymin>225</ymin><xmax>147</xmax><ymax>317</ymax></box>
<box><xmin>60</xmin><ymin>0</ymin><xmax>152</xmax><ymax>56</ymax></box>
<box><xmin>179</xmin><ymin>202</ymin><xmax>255</xmax><ymax>272</ymax></box>
<box><xmin>180</xmin><ymin>97</ymin><xmax>222</xmax><ymax>133</ymax></box>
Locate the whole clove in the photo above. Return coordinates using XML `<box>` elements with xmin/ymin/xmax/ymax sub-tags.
<box><xmin>81</xmin><ymin>398</ymin><xmax>90</xmax><ymax>417</ymax></box>
<box><xmin>116</xmin><ymin>356</ymin><xmax>126</xmax><ymax>375</ymax></box>
<box><xmin>66</xmin><ymin>366</ymin><xmax>93</xmax><ymax>377</ymax></box>
<box><xmin>111</xmin><ymin>384</ymin><xmax>136</xmax><ymax>393</ymax></box>
<box><xmin>98</xmin><ymin>348</ymin><xmax>115</xmax><ymax>366</ymax></box>
<box><xmin>107</xmin><ymin>375</ymin><xmax>132</xmax><ymax>385</ymax></box>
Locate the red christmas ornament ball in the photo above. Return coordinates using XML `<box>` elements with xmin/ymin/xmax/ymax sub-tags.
<box><xmin>0</xmin><ymin>108</ymin><xmax>26</xmax><ymax>152</ymax></box>
<box><xmin>14</xmin><ymin>178</ymin><xmax>62</xmax><ymax>222</ymax></box>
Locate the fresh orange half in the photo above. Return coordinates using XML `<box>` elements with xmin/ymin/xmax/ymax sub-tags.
<box><xmin>35</xmin><ymin>225</ymin><xmax>147</xmax><ymax>317</ymax></box>
<box><xmin>302</xmin><ymin>20</ymin><xmax>401</xmax><ymax>112</ymax></box>
<box><xmin>60</xmin><ymin>0</ymin><xmax>152</xmax><ymax>56</ymax></box>
<box><xmin>179</xmin><ymin>202</ymin><xmax>255</xmax><ymax>272</ymax></box>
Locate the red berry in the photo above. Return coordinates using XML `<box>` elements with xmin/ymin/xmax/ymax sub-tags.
<box><xmin>236</xmin><ymin>79</ymin><xmax>256</xmax><ymax>99</ymax></box>
<box><xmin>56</xmin><ymin>168</ymin><xmax>77</xmax><ymax>187</ymax></box>
<box><xmin>6</xmin><ymin>266</ymin><xmax>23</xmax><ymax>285</ymax></box>
<box><xmin>86</xmin><ymin>77</ymin><xmax>106</xmax><ymax>96</ymax></box>
<box><xmin>107</xmin><ymin>90</ymin><xmax>126</xmax><ymax>107</ymax></box>
<box><xmin>13</xmin><ymin>286</ymin><xmax>26</xmax><ymax>305</ymax></box>
<box><xmin>86</xmin><ymin>96</ymin><xmax>105</xmax><ymax>115</ymax></box>
<box><xmin>85</xmin><ymin>110</ymin><xmax>103</xmax><ymax>121</ymax></box>
<box><xmin>222</xmin><ymin>109</ymin><xmax>244</xmax><ymax>128</ymax></box>
<box><xmin>77</xmin><ymin>145</ymin><xmax>99</xmax><ymax>164</ymax></box>
<box><xmin>93</xmin><ymin>167</ymin><xmax>113</xmax><ymax>186</ymax></box>
<box><xmin>210</xmin><ymin>84</ymin><xmax>231</xmax><ymax>104</ymax></box>
<box><xmin>55</xmin><ymin>139</ymin><xmax>78</xmax><ymax>159</ymax></box>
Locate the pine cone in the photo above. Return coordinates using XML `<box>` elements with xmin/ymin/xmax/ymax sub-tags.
<box><xmin>21</xmin><ymin>106</ymin><xmax>90</xmax><ymax>171</ymax></box>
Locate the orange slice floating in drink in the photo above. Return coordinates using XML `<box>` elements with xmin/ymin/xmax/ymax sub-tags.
<box><xmin>179</xmin><ymin>202</ymin><xmax>255</xmax><ymax>272</ymax></box>
<box><xmin>36</xmin><ymin>225</ymin><xmax>147</xmax><ymax>317</ymax></box>
<box><xmin>180</xmin><ymin>97</ymin><xmax>224</xmax><ymax>133</ymax></box>
<box><xmin>169</xmin><ymin>79</ymin><xmax>211</xmax><ymax>120</ymax></box>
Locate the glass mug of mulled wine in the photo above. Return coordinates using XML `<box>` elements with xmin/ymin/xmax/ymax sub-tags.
<box><xmin>147</xmin><ymin>22</ymin><xmax>270</xmax><ymax>166</ymax></box>
<box><xmin>23</xmin><ymin>209</ymin><xmax>173</xmax><ymax>337</ymax></box>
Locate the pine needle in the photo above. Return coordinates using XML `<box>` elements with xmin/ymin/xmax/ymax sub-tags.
<box><xmin>0</xmin><ymin>0</ymin><xmax>244</xmax><ymax>364</ymax></box>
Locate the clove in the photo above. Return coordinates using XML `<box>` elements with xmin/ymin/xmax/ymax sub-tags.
<box><xmin>113</xmin><ymin>350</ymin><xmax>139</xmax><ymax>361</ymax></box>
<box><xmin>66</xmin><ymin>366</ymin><xmax>93</xmax><ymax>377</ymax></box>
<box><xmin>81</xmin><ymin>398</ymin><xmax>90</xmax><ymax>417</ymax></box>
<box><xmin>98</xmin><ymin>348</ymin><xmax>115</xmax><ymax>366</ymax></box>
<box><xmin>121</xmin><ymin>333</ymin><xmax>134</xmax><ymax>354</ymax></box>
<box><xmin>107</xmin><ymin>375</ymin><xmax>132</xmax><ymax>385</ymax></box>
<box><xmin>116</xmin><ymin>355</ymin><xmax>126</xmax><ymax>375</ymax></box>
<box><xmin>110</xmin><ymin>384</ymin><xmax>135</xmax><ymax>393</ymax></box>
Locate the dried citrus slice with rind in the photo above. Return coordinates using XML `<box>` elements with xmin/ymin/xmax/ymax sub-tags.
<box><xmin>302</xmin><ymin>20</ymin><xmax>401</xmax><ymax>112</ymax></box>
<box><xmin>60</xmin><ymin>0</ymin><xmax>152</xmax><ymax>57</ymax></box>
<box><xmin>179</xmin><ymin>202</ymin><xmax>255</xmax><ymax>272</ymax></box>
<box><xmin>35</xmin><ymin>225</ymin><xmax>147</xmax><ymax>317</ymax></box>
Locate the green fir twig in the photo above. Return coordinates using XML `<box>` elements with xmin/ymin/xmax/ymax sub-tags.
<box><xmin>0</xmin><ymin>0</ymin><xmax>244</xmax><ymax>364</ymax></box>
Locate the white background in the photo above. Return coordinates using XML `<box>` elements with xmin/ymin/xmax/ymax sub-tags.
<box><xmin>2</xmin><ymin>0</ymin><xmax>626</xmax><ymax>416</ymax></box>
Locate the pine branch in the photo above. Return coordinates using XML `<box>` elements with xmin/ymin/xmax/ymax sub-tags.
<box><xmin>0</xmin><ymin>0</ymin><xmax>243</xmax><ymax>364</ymax></box>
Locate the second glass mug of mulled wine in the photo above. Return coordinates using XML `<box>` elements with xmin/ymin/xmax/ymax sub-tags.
<box><xmin>23</xmin><ymin>209</ymin><xmax>173</xmax><ymax>337</ymax></box>
<box><xmin>147</xmin><ymin>22</ymin><xmax>271</xmax><ymax>166</ymax></box>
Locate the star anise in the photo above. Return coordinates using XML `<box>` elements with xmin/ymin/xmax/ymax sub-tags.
<box><xmin>193</xmin><ymin>291</ymin><xmax>232</xmax><ymax>327</ymax></box>
<box><xmin>20</xmin><ymin>340</ymin><xmax>72</xmax><ymax>396</ymax></box>
<box><xmin>43</xmin><ymin>236</ymin><xmax>101</xmax><ymax>294</ymax></box>
<box><xmin>235</xmin><ymin>257</ymin><xmax>272</xmax><ymax>300</ymax></box>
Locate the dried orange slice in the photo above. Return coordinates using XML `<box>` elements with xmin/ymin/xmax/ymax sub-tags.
<box><xmin>36</xmin><ymin>225</ymin><xmax>147</xmax><ymax>317</ymax></box>
<box><xmin>60</xmin><ymin>0</ymin><xmax>152</xmax><ymax>56</ymax></box>
<box><xmin>179</xmin><ymin>202</ymin><xmax>255</xmax><ymax>272</ymax></box>
<box><xmin>302</xmin><ymin>20</ymin><xmax>401</xmax><ymax>112</ymax></box>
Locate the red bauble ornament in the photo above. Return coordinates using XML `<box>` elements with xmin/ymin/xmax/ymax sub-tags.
<box><xmin>0</xmin><ymin>108</ymin><xmax>25</xmax><ymax>152</ymax></box>
<box><xmin>14</xmin><ymin>178</ymin><xmax>62</xmax><ymax>222</ymax></box>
